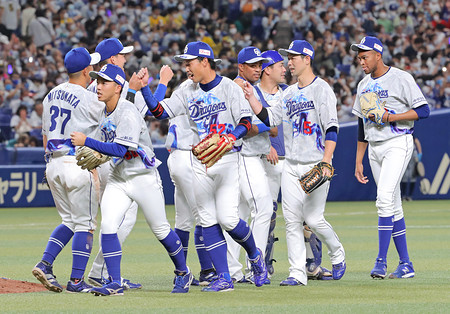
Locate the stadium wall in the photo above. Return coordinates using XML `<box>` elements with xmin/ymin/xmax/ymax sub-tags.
<box><xmin>1</xmin><ymin>110</ymin><xmax>449</xmax><ymax>208</ymax></box>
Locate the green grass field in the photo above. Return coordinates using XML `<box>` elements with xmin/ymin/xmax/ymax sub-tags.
<box><xmin>1</xmin><ymin>200</ymin><xmax>449</xmax><ymax>313</ymax></box>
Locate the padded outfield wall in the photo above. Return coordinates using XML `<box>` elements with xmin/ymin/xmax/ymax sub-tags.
<box><xmin>1</xmin><ymin>109</ymin><xmax>449</xmax><ymax>208</ymax></box>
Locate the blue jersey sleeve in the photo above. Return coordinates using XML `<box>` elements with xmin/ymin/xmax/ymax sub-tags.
<box><xmin>141</xmin><ymin>85</ymin><xmax>169</xmax><ymax>119</ymax></box>
<box><xmin>85</xmin><ymin>137</ymin><xmax>128</xmax><ymax>157</ymax></box>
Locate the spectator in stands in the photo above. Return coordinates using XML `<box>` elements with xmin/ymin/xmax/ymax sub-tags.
<box><xmin>10</xmin><ymin>105</ymin><xmax>32</xmax><ymax>139</ymax></box>
<box><xmin>0</xmin><ymin>0</ymin><xmax>20</xmax><ymax>38</ymax></box>
<box><xmin>29</xmin><ymin>101</ymin><xmax>43</xmax><ymax>131</ymax></box>
<box><xmin>27</xmin><ymin>9</ymin><xmax>55</xmax><ymax>49</ymax></box>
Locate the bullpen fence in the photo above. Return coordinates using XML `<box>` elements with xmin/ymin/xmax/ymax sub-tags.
<box><xmin>1</xmin><ymin>109</ymin><xmax>449</xmax><ymax>207</ymax></box>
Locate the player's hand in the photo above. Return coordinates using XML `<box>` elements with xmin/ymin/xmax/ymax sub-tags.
<box><xmin>159</xmin><ymin>65</ymin><xmax>174</xmax><ymax>86</ymax></box>
<box><xmin>129</xmin><ymin>72</ymin><xmax>141</xmax><ymax>91</ymax></box>
<box><xmin>234</xmin><ymin>78</ymin><xmax>245</xmax><ymax>89</ymax></box>
<box><xmin>137</xmin><ymin>67</ymin><xmax>150</xmax><ymax>87</ymax></box>
<box><xmin>266</xmin><ymin>146</ymin><xmax>279</xmax><ymax>165</ymax></box>
<box><xmin>242</xmin><ymin>81</ymin><xmax>256</xmax><ymax>101</ymax></box>
<box><xmin>355</xmin><ymin>162</ymin><xmax>368</xmax><ymax>184</ymax></box>
<box><xmin>70</xmin><ymin>132</ymin><xmax>87</xmax><ymax>146</ymax></box>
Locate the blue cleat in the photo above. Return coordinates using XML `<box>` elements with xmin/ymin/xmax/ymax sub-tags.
<box><xmin>172</xmin><ymin>269</ymin><xmax>193</xmax><ymax>293</ymax></box>
<box><xmin>32</xmin><ymin>261</ymin><xmax>63</xmax><ymax>293</ymax></box>
<box><xmin>123</xmin><ymin>278</ymin><xmax>142</xmax><ymax>290</ymax></box>
<box><xmin>249</xmin><ymin>248</ymin><xmax>268</xmax><ymax>287</ymax></box>
<box><xmin>332</xmin><ymin>261</ymin><xmax>346</xmax><ymax>280</ymax></box>
<box><xmin>66</xmin><ymin>280</ymin><xmax>93</xmax><ymax>293</ymax></box>
<box><xmin>191</xmin><ymin>277</ymin><xmax>200</xmax><ymax>286</ymax></box>
<box><xmin>198</xmin><ymin>268</ymin><xmax>217</xmax><ymax>286</ymax></box>
<box><xmin>280</xmin><ymin>277</ymin><xmax>304</xmax><ymax>286</ymax></box>
<box><xmin>202</xmin><ymin>273</ymin><xmax>234</xmax><ymax>292</ymax></box>
<box><xmin>87</xmin><ymin>276</ymin><xmax>108</xmax><ymax>287</ymax></box>
<box><xmin>389</xmin><ymin>261</ymin><xmax>415</xmax><ymax>279</ymax></box>
<box><xmin>91</xmin><ymin>281</ymin><xmax>124</xmax><ymax>296</ymax></box>
<box><xmin>371</xmin><ymin>258</ymin><xmax>387</xmax><ymax>279</ymax></box>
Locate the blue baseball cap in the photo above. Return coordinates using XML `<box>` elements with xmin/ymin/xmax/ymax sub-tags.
<box><xmin>351</xmin><ymin>36</ymin><xmax>383</xmax><ymax>54</ymax></box>
<box><xmin>261</xmin><ymin>50</ymin><xmax>284</xmax><ymax>72</ymax></box>
<box><xmin>238</xmin><ymin>46</ymin><xmax>270</xmax><ymax>64</ymax></box>
<box><xmin>174</xmin><ymin>41</ymin><xmax>222</xmax><ymax>64</ymax></box>
<box><xmin>95</xmin><ymin>38</ymin><xmax>134</xmax><ymax>62</ymax></box>
<box><xmin>278</xmin><ymin>40</ymin><xmax>315</xmax><ymax>60</ymax></box>
<box><xmin>89</xmin><ymin>64</ymin><xmax>126</xmax><ymax>87</ymax></box>
<box><xmin>64</xmin><ymin>48</ymin><xmax>101</xmax><ymax>74</ymax></box>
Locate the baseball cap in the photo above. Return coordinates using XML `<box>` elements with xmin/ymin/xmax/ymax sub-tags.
<box><xmin>278</xmin><ymin>40</ymin><xmax>315</xmax><ymax>60</ymax></box>
<box><xmin>89</xmin><ymin>64</ymin><xmax>126</xmax><ymax>87</ymax></box>
<box><xmin>64</xmin><ymin>47</ymin><xmax>101</xmax><ymax>74</ymax></box>
<box><xmin>238</xmin><ymin>47</ymin><xmax>270</xmax><ymax>64</ymax></box>
<box><xmin>350</xmin><ymin>36</ymin><xmax>383</xmax><ymax>54</ymax></box>
<box><xmin>95</xmin><ymin>38</ymin><xmax>134</xmax><ymax>62</ymax></box>
<box><xmin>261</xmin><ymin>50</ymin><xmax>284</xmax><ymax>72</ymax></box>
<box><xmin>174</xmin><ymin>41</ymin><xmax>222</xmax><ymax>64</ymax></box>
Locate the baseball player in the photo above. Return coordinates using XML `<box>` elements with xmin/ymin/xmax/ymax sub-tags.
<box><xmin>32</xmin><ymin>47</ymin><xmax>102</xmax><ymax>293</ymax></box>
<box><xmin>86</xmin><ymin>38</ymin><xmax>167</xmax><ymax>289</ymax></box>
<box><xmin>225</xmin><ymin>46</ymin><xmax>275</xmax><ymax>284</ymax></box>
<box><xmin>70</xmin><ymin>64</ymin><xmax>193</xmax><ymax>296</ymax></box>
<box><xmin>351</xmin><ymin>36</ymin><xmax>429</xmax><ymax>279</ymax></box>
<box><xmin>244</xmin><ymin>40</ymin><xmax>346</xmax><ymax>285</ymax></box>
<box><xmin>258</xmin><ymin>50</ymin><xmax>332</xmax><ymax>280</ymax></box>
<box><xmin>138</xmin><ymin>41</ymin><xmax>268</xmax><ymax>292</ymax></box>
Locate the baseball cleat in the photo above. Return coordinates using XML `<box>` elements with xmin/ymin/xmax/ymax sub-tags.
<box><xmin>87</xmin><ymin>276</ymin><xmax>107</xmax><ymax>287</ymax></box>
<box><xmin>370</xmin><ymin>258</ymin><xmax>387</xmax><ymax>279</ymax></box>
<box><xmin>232</xmin><ymin>276</ymin><xmax>251</xmax><ymax>284</ymax></box>
<box><xmin>388</xmin><ymin>261</ymin><xmax>415</xmax><ymax>279</ymax></box>
<box><xmin>90</xmin><ymin>281</ymin><xmax>124</xmax><ymax>296</ymax></box>
<box><xmin>171</xmin><ymin>269</ymin><xmax>193</xmax><ymax>293</ymax></box>
<box><xmin>123</xmin><ymin>278</ymin><xmax>142</xmax><ymax>290</ymax></box>
<box><xmin>66</xmin><ymin>280</ymin><xmax>93</xmax><ymax>293</ymax></box>
<box><xmin>332</xmin><ymin>261</ymin><xmax>346</xmax><ymax>280</ymax></box>
<box><xmin>201</xmin><ymin>273</ymin><xmax>234</xmax><ymax>292</ymax></box>
<box><xmin>280</xmin><ymin>277</ymin><xmax>305</xmax><ymax>286</ymax></box>
<box><xmin>198</xmin><ymin>268</ymin><xmax>217</xmax><ymax>286</ymax></box>
<box><xmin>249</xmin><ymin>248</ymin><xmax>268</xmax><ymax>287</ymax></box>
<box><xmin>191</xmin><ymin>277</ymin><xmax>200</xmax><ymax>286</ymax></box>
<box><xmin>32</xmin><ymin>261</ymin><xmax>63</xmax><ymax>293</ymax></box>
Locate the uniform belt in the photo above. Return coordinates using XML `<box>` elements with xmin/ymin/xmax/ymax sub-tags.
<box><xmin>260</xmin><ymin>155</ymin><xmax>285</xmax><ymax>160</ymax></box>
<box><xmin>44</xmin><ymin>151</ymin><xmax>74</xmax><ymax>163</ymax></box>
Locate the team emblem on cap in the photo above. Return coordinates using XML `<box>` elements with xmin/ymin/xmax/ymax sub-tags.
<box><xmin>184</xmin><ymin>45</ymin><xmax>188</xmax><ymax>53</ymax></box>
<box><xmin>289</xmin><ymin>42</ymin><xmax>294</xmax><ymax>49</ymax></box>
<box><xmin>254</xmin><ymin>48</ymin><xmax>260</xmax><ymax>56</ymax></box>
<box><xmin>100</xmin><ymin>65</ymin><xmax>108</xmax><ymax>72</ymax></box>
<box><xmin>361</xmin><ymin>38</ymin><xmax>366</xmax><ymax>44</ymax></box>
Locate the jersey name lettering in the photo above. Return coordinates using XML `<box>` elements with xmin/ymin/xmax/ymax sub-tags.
<box><xmin>47</xmin><ymin>89</ymin><xmax>80</xmax><ymax>108</ymax></box>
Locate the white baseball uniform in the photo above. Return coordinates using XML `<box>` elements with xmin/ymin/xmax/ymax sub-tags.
<box><xmin>352</xmin><ymin>67</ymin><xmax>427</xmax><ymax>220</ymax></box>
<box><xmin>42</xmin><ymin>82</ymin><xmax>103</xmax><ymax>232</ymax></box>
<box><xmin>98</xmin><ymin>97</ymin><xmax>170</xmax><ymax>241</ymax></box>
<box><xmin>87</xmin><ymin>79</ymin><xmax>144</xmax><ymax>280</ymax></box>
<box><xmin>160</xmin><ymin>77</ymin><xmax>252</xmax><ymax>230</ymax></box>
<box><xmin>281</xmin><ymin>77</ymin><xmax>345</xmax><ymax>285</ymax></box>
<box><xmin>226</xmin><ymin>83</ymin><xmax>283</xmax><ymax>281</ymax></box>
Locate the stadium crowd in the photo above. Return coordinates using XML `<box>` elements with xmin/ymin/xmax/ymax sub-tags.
<box><xmin>0</xmin><ymin>0</ymin><xmax>449</xmax><ymax>146</ymax></box>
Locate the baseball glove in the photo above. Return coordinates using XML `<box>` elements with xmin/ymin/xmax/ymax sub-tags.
<box><xmin>192</xmin><ymin>133</ymin><xmax>236</xmax><ymax>168</ymax></box>
<box><xmin>299</xmin><ymin>162</ymin><xmax>335</xmax><ymax>194</ymax></box>
<box><xmin>359</xmin><ymin>91</ymin><xmax>386</xmax><ymax>125</ymax></box>
<box><xmin>76</xmin><ymin>146</ymin><xmax>110</xmax><ymax>171</ymax></box>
